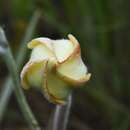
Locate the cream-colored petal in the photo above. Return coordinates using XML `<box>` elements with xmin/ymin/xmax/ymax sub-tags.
<box><xmin>30</xmin><ymin>44</ymin><xmax>55</xmax><ymax>61</ymax></box>
<box><xmin>20</xmin><ymin>60</ymin><xmax>47</xmax><ymax>89</ymax></box>
<box><xmin>42</xmin><ymin>61</ymin><xmax>70</xmax><ymax>104</ymax></box>
<box><xmin>68</xmin><ymin>34</ymin><xmax>79</xmax><ymax>47</ymax></box>
<box><xmin>52</xmin><ymin>39</ymin><xmax>74</xmax><ymax>63</ymax></box>
<box><xmin>28</xmin><ymin>37</ymin><xmax>53</xmax><ymax>51</ymax></box>
<box><xmin>52</xmin><ymin>34</ymin><xmax>81</xmax><ymax>63</ymax></box>
<box><xmin>57</xmin><ymin>54</ymin><xmax>91</xmax><ymax>86</ymax></box>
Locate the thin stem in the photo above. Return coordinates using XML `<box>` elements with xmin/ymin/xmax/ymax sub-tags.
<box><xmin>0</xmin><ymin>78</ymin><xmax>12</xmax><ymax>121</ymax></box>
<box><xmin>51</xmin><ymin>94</ymin><xmax>72</xmax><ymax>130</ymax></box>
<box><xmin>0</xmin><ymin>28</ymin><xmax>41</xmax><ymax>130</ymax></box>
<box><xmin>0</xmin><ymin>10</ymin><xmax>40</xmax><ymax>122</ymax></box>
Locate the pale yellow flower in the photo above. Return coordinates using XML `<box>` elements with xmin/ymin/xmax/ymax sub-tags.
<box><xmin>20</xmin><ymin>34</ymin><xmax>91</xmax><ymax>104</ymax></box>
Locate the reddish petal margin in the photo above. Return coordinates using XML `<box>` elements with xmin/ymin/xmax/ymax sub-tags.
<box><xmin>20</xmin><ymin>60</ymin><xmax>47</xmax><ymax>90</ymax></box>
<box><xmin>56</xmin><ymin>53</ymin><xmax>91</xmax><ymax>86</ymax></box>
<box><xmin>42</xmin><ymin>61</ymin><xmax>70</xmax><ymax>105</ymax></box>
<box><xmin>63</xmin><ymin>34</ymin><xmax>81</xmax><ymax>63</ymax></box>
<box><xmin>52</xmin><ymin>34</ymin><xmax>81</xmax><ymax>64</ymax></box>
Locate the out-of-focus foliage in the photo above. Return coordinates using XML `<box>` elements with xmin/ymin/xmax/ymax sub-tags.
<box><xmin>0</xmin><ymin>0</ymin><xmax>130</xmax><ymax>130</ymax></box>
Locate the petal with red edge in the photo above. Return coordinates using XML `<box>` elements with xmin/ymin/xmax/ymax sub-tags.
<box><xmin>57</xmin><ymin>54</ymin><xmax>91</xmax><ymax>86</ymax></box>
<box><xmin>42</xmin><ymin>62</ymin><xmax>70</xmax><ymax>104</ymax></box>
<box><xmin>21</xmin><ymin>60</ymin><xmax>47</xmax><ymax>89</ymax></box>
<box><xmin>52</xmin><ymin>39</ymin><xmax>74</xmax><ymax>63</ymax></box>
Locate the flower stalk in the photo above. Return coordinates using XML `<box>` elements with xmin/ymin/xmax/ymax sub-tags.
<box><xmin>52</xmin><ymin>94</ymin><xmax>72</xmax><ymax>130</ymax></box>
<box><xmin>48</xmin><ymin>94</ymin><xmax>72</xmax><ymax>130</ymax></box>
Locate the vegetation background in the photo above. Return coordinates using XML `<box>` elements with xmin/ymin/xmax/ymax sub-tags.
<box><xmin>0</xmin><ymin>0</ymin><xmax>130</xmax><ymax>130</ymax></box>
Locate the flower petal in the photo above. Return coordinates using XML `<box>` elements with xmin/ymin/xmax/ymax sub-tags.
<box><xmin>42</xmin><ymin>61</ymin><xmax>70</xmax><ymax>104</ymax></box>
<box><xmin>30</xmin><ymin>44</ymin><xmax>55</xmax><ymax>61</ymax></box>
<box><xmin>21</xmin><ymin>60</ymin><xmax>47</xmax><ymax>89</ymax></box>
<box><xmin>57</xmin><ymin>54</ymin><xmax>91</xmax><ymax>86</ymax></box>
<box><xmin>52</xmin><ymin>39</ymin><xmax>74</xmax><ymax>63</ymax></box>
<box><xmin>52</xmin><ymin>34</ymin><xmax>80</xmax><ymax>63</ymax></box>
<box><xmin>28</xmin><ymin>37</ymin><xmax>53</xmax><ymax>51</ymax></box>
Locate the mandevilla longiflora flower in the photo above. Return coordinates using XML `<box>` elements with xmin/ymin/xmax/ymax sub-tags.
<box><xmin>20</xmin><ymin>34</ymin><xmax>91</xmax><ymax>104</ymax></box>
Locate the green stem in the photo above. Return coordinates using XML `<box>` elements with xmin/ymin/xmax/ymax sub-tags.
<box><xmin>0</xmin><ymin>28</ymin><xmax>41</xmax><ymax>130</ymax></box>
<box><xmin>0</xmin><ymin>78</ymin><xmax>12</xmax><ymax>121</ymax></box>
<box><xmin>51</xmin><ymin>94</ymin><xmax>72</xmax><ymax>130</ymax></box>
<box><xmin>0</xmin><ymin>10</ymin><xmax>40</xmax><ymax>122</ymax></box>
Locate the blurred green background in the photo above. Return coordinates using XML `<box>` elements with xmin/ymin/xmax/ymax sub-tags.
<box><xmin>0</xmin><ymin>0</ymin><xmax>130</xmax><ymax>130</ymax></box>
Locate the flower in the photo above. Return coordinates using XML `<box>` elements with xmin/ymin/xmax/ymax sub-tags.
<box><xmin>20</xmin><ymin>34</ymin><xmax>91</xmax><ymax>104</ymax></box>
